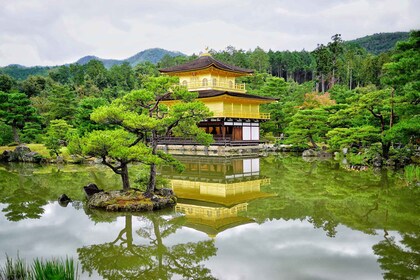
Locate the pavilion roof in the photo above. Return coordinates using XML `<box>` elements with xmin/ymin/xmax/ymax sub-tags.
<box><xmin>159</xmin><ymin>55</ymin><xmax>254</xmax><ymax>75</ymax></box>
<box><xmin>162</xmin><ymin>89</ymin><xmax>278</xmax><ymax>102</ymax></box>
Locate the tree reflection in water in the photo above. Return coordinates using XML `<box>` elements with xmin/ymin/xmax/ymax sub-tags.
<box><xmin>78</xmin><ymin>210</ymin><xmax>217</xmax><ymax>280</ymax></box>
<box><xmin>373</xmin><ymin>230</ymin><xmax>420</xmax><ymax>280</ymax></box>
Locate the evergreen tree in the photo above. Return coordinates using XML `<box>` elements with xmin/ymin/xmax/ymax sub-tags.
<box><xmin>70</xmin><ymin>76</ymin><xmax>212</xmax><ymax>193</ymax></box>
<box><xmin>0</xmin><ymin>74</ymin><xmax>15</xmax><ymax>92</ymax></box>
<box><xmin>0</xmin><ymin>91</ymin><xmax>40</xmax><ymax>143</ymax></box>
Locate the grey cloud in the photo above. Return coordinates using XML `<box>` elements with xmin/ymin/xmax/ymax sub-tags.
<box><xmin>0</xmin><ymin>0</ymin><xmax>419</xmax><ymax>66</ymax></box>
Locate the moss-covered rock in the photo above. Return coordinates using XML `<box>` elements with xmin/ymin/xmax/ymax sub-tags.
<box><xmin>87</xmin><ymin>189</ymin><xmax>176</xmax><ymax>212</ymax></box>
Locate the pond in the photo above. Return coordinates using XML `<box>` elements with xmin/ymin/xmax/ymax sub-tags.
<box><xmin>0</xmin><ymin>155</ymin><xmax>419</xmax><ymax>280</ymax></box>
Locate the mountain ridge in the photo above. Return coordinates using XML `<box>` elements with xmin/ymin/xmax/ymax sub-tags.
<box><xmin>75</xmin><ymin>48</ymin><xmax>185</xmax><ymax>68</ymax></box>
<box><xmin>346</xmin><ymin>31</ymin><xmax>409</xmax><ymax>54</ymax></box>
<box><xmin>0</xmin><ymin>32</ymin><xmax>412</xmax><ymax>80</ymax></box>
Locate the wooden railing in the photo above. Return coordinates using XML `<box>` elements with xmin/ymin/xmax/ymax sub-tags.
<box><xmin>211</xmin><ymin>111</ymin><xmax>270</xmax><ymax>120</ymax></box>
<box><xmin>183</xmin><ymin>80</ymin><xmax>246</xmax><ymax>93</ymax></box>
<box><xmin>157</xmin><ymin>136</ymin><xmax>261</xmax><ymax>146</ymax></box>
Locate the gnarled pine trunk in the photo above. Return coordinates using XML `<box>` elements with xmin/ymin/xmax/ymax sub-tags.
<box><xmin>121</xmin><ymin>162</ymin><xmax>130</xmax><ymax>191</ymax></box>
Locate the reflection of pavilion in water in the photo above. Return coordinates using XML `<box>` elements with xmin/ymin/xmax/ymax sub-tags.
<box><xmin>160</xmin><ymin>156</ymin><xmax>273</xmax><ymax>237</ymax></box>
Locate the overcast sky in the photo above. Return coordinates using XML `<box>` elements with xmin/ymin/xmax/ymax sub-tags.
<box><xmin>1</xmin><ymin>0</ymin><xmax>419</xmax><ymax>67</ymax></box>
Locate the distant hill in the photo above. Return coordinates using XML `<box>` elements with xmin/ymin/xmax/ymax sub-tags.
<box><xmin>1</xmin><ymin>48</ymin><xmax>185</xmax><ymax>80</ymax></box>
<box><xmin>75</xmin><ymin>55</ymin><xmax>124</xmax><ymax>68</ymax></box>
<box><xmin>0</xmin><ymin>64</ymin><xmax>51</xmax><ymax>80</ymax></box>
<box><xmin>1</xmin><ymin>33</ymin><xmax>411</xmax><ymax>80</ymax></box>
<box><xmin>347</xmin><ymin>32</ymin><xmax>409</xmax><ymax>54</ymax></box>
<box><xmin>75</xmin><ymin>48</ymin><xmax>184</xmax><ymax>68</ymax></box>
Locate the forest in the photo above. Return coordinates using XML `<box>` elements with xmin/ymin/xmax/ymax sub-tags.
<box><xmin>0</xmin><ymin>31</ymin><xmax>418</xmax><ymax>171</ymax></box>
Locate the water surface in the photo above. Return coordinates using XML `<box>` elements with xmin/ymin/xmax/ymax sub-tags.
<box><xmin>0</xmin><ymin>156</ymin><xmax>418</xmax><ymax>279</ymax></box>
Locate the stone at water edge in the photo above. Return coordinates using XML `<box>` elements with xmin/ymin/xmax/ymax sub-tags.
<box><xmin>58</xmin><ymin>194</ymin><xmax>72</xmax><ymax>207</ymax></box>
<box><xmin>302</xmin><ymin>149</ymin><xmax>317</xmax><ymax>157</ymax></box>
<box><xmin>0</xmin><ymin>145</ymin><xmax>43</xmax><ymax>163</ymax></box>
<box><xmin>86</xmin><ymin>188</ymin><xmax>177</xmax><ymax>212</ymax></box>
<box><xmin>83</xmin><ymin>183</ymin><xmax>104</xmax><ymax>199</ymax></box>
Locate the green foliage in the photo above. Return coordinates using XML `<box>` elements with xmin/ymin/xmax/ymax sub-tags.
<box><xmin>134</xmin><ymin>166</ymin><xmax>170</xmax><ymax>191</ymax></box>
<box><xmin>0</xmin><ymin>65</ymin><xmax>50</xmax><ymax>80</ymax></box>
<box><xmin>0</xmin><ymin>122</ymin><xmax>13</xmax><ymax>145</ymax></box>
<box><xmin>285</xmin><ymin>109</ymin><xmax>330</xmax><ymax>148</ymax></box>
<box><xmin>382</xmin><ymin>30</ymin><xmax>420</xmax><ymax>120</ymax></box>
<box><xmin>348</xmin><ymin>32</ymin><xmax>410</xmax><ymax>55</ymax></box>
<box><xmin>0</xmin><ymin>74</ymin><xmax>15</xmax><ymax>92</ymax></box>
<box><xmin>0</xmin><ymin>254</ymin><xmax>32</xmax><ymax>280</ymax></box>
<box><xmin>0</xmin><ymin>91</ymin><xmax>40</xmax><ymax>143</ymax></box>
<box><xmin>0</xmin><ymin>255</ymin><xmax>79</xmax><ymax>280</ymax></box>
<box><xmin>384</xmin><ymin>116</ymin><xmax>420</xmax><ymax>144</ymax></box>
<box><xmin>81</xmin><ymin>129</ymin><xmax>150</xmax><ymax>162</ymax></box>
<box><xmin>404</xmin><ymin>165</ymin><xmax>420</xmax><ymax>186</ymax></box>
<box><xmin>327</xmin><ymin>126</ymin><xmax>380</xmax><ymax>149</ymax></box>
<box><xmin>329</xmin><ymin>85</ymin><xmax>355</xmax><ymax>104</ymax></box>
<box><xmin>0</xmin><ymin>32</ymin><xmax>416</xmax><ymax>169</ymax></box>
<box><xmin>249</xmin><ymin>46</ymin><xmax>270</xmax><ymax>73</ymax></box>
<box><xmin>20</xmin><ymin>75</ymin><xmax>52</xmax><ymax>97</ymax></box>
<box><xmin>74</xmin><ymin>97</ymin><xmax>109</xmax><ymax>135</ymax></box>
<box><xmin>70</xmin><ymin>76</ymin><xmax>212</xmax><ymax>192</ymax></box>
<box><xmin>32</xmin><ymin>257</ymin><xmax>79</xmax><ymax>280</ymax></box>
<box><xmin>21</xmin><ymin>122</ymin><xmax>43</xmax><ymax>143</ymax></box>
<box><xmin>44</xmin><ymin>119</ymin><xmax>75</xmax><ymax>157</ymax></box>
<box><xmin>45</xmin><ymin>84</ymin><xmax>78</xmax><ymax>122</ymax></box>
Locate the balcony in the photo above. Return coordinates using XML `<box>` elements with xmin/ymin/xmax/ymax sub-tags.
<box><xmin>211</xmin><ymin>111</ymin><xmax>270</xmax><ymax>120</ymax></box>
<box><xmin>183</xmin><ymin>79</ymin><xmax>246</xmax><ymax>93</ymax></box>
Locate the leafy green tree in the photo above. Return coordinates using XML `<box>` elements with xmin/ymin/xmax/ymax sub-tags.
<box><xmin>85</xmin><ymin>60</ymin><xmax>109</xmax><ymax>90</ymax></box>
<box><xmin>44</xmin><ymin>119</ymin><xmax>75</xmax><ymax>157</ymax></box>
<box><xmin>329</xmin><ymin>85</ymin><xmax>355</xmax><ymax>104</ymax></box>
<box><xmin>134</xmin><ymin>61</ymin><xmax>159</xmax><ymax>77</ymax></box>
<box><xmin>74</xmin><ymin>97</ymin><xmax>109</xmax><ymax>135</ymax></box>
<box><xmin>21</xmin><ymin>122</ymin><xmax>43</xmax><ymax>143</ymax></box>
<box><xmin>258</xmin><ymin>77</ymin><xmax>287</xmax><ymax>134</ymax></box>
<box><xmin>48</xmin><ymin>65</ymin><xmax>71</xmax><ymax>85</ymax></box>
<box><xmin>312</xmin><ymin>44</ymin><xmax>332</xmax><ymax>93</ymax></box>
<box><xmin>157</xmin><ymin>54</ymin><xmax>191</xmax><ymax>69</ymax></box>
<box><xmin>74</xmin><ymin>129</ymin><xmax>150</xmax><ymax>190</ymax></box>
<box><xmin>327</xmin><ymin>34</ymin><xmax>344</xmax><ymax>87</ymax></box>
<box><xmin>249</xmin><ymin>47</ymin><xmax>270</xmax><ymax>73</ymax></box>
<box><xmin>285</xmin><ymin>109</ymin><xmax>330</xmax><ymax>148</ymax></box>
<box><xmin>71</xmin><ymin>76</ymin><xmax>212</xmax><ymax>193</ymax></box>
<box><xmin>108</xmin><ymin>63</ymin><xmax>137</xmax><ymax>91</ymax></box>
<box><xmin>68</xmin><ymin>63</ymin><xmax>85</xmax><ymax>86</ymax></box>
<box><xmin>20</xmin><ymin>75</ymin><xmax>52</xmax><ymax>97</ymax></box>
<box><xmin>382</xmin><ymin>30</ymin><xmax>420</xmax><ymax>120</ymax></box>
<box><xmin>0</xmin><ymin>91</ymin><xmax>40</xmax><ymax>143</ymax></box>
<box><xmin>0</xmin><ymin>74</ymin><xmax>15</xmax><ymax>92</ymax></box>
<box><xmin>327</xmin><ymin>126</ymin><xmax>380</xmax><ymax>150</ymax></box>
<box><xmin>0</xmin><ymin>121</ymin><xmax>13</xmax><ymax>145</ymax></box>
<box><xmin>45</xmin><ymin>84</ymin><xmax>78</xmax><ymax>122</ymax></box>
<box><xmin>352</xmin><ymin>87</ymin><xmax>395</xmax><ymax>158</ymax></box>
<box><xmin>300</xmin><ymin>92</ymin><xmax>336</xmax><ymax>109</ymax></box>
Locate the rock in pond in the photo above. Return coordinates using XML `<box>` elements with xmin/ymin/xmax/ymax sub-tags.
<box><xmin>58</xmin><ymin>194</ymin><xmax>72</xmax><ymax>207</ymax></box>
<box><xmin>0</xmin><ymin>145</ymin><xmax>43</xmax><ymax>163</ymax></box>
<box><xmin>87</xmin><ymin>189</ymin><xmax>177</xmax><ymax>212</ymax></box>
<box><xmin>83</xmin><ymin>183</ymin><xmax>103</xmax><ymax>199</ymax></box>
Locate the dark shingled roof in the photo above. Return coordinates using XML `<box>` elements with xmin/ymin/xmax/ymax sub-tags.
<box><xmin>163</xmin><ymin>90</ymin><xmax>278</xmax><ymax>102</ymax></box>
<box><xmin>159</xmin><ymin>55</ymin><xmax>254</xmax><ymax>74</ymax></box>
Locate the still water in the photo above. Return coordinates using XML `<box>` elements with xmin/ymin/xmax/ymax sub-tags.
<box><xmin>0</xmin><ymin>155</ymin><xmax>418</xmax><ymax>280</ymax></box>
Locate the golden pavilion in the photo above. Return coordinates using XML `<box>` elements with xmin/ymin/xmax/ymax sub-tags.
<box><xmin>160</xmin><ymin>156</ymin><xmax>274</xmax><ymax>237</ymax></box>
<box><xmin>159</xmin><ymin>52</ymin><xmax>276</xmax><ymax>146</ymax></box>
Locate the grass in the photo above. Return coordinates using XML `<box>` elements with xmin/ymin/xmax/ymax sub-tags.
<box><xmin>404</xmin><ymin>165</ymin><xmax>420</xmax><ymax>186</ymax></box>
<box><xmin>0</xmin><ymin>255</ymin><xmax>32</xmax><ymax>280</ymax></box>
<box><xmin>0</xmin><ymin>144</ymin><xmax>73</xmax><ymax>162</ymax></box>
<box><xmin>32</xmin><ymin>257</ymin><xmax>78</xmax><ymax>280</ymax></box>
<box><xmin>0</xmin><ymin>255</ymin><xmax>79</xmax><ymax>280</ymax></box>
